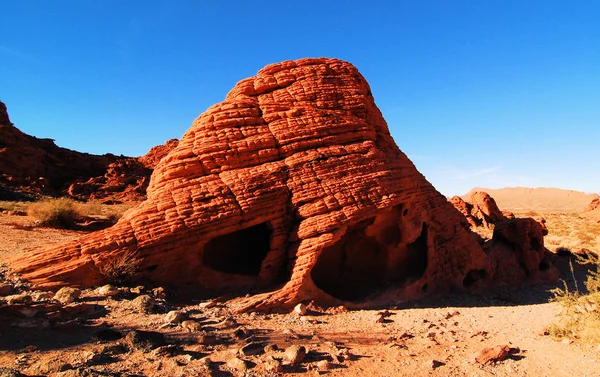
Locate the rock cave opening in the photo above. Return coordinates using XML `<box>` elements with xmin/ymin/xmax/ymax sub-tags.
<box><xmin>463</xmin><ymin>269</ymin><xmax>488</xmax><ymax>287</ymax></box>
<box><xmin>311</xmin><ymin>216</ymin><xmax>430</xmax><ymax>302</ymax></box>
<box><xmin>202</xmin><ymin>222</ymin><xmax>272</xmax><ymax>276</ymax></box>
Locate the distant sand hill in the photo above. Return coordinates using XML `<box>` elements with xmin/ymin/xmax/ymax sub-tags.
<box><xmin>462</xmin><ymin>187</ymin><xmax>600</xmax><ymax>213</ymax></box>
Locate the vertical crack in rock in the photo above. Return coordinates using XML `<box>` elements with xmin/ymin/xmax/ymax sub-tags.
<box><xmin>7</xmin><ymin>58</ymin><xmax>559</xmax><ymax>310</ymax></box>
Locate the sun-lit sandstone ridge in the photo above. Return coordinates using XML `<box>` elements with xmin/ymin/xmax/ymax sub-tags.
<box><xmin>8</xmin><ymin>58</ymin><xmax>557</xmax><ymax>311</ymax></box>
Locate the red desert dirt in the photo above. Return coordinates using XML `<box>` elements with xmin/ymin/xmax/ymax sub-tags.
<box><xmin>7</xmin><ymin>58</ymin><xmax>557</xmax><ymax>312</ymax></box>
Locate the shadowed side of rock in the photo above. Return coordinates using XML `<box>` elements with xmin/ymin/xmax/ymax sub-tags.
<box><xmin>7</xmin><ymin>59</ymin><xmax>558</xmax><ymax>311</ymax></box>
<box><xmin>0</xmin><ymin>100</ymin><xmax>178</xmax><ymax>202</ymax></box>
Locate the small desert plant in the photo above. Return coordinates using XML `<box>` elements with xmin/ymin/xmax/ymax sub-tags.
<box><xmin>76</xmin><ymin>201</ymin><xmax>130</xmax><ymax>223</ymax></box>
<box><xmin>27</xmin><ymin>198</ymin><xmax>82</xmax><ymax>228</ymax></box>
<box><xmin>98</xmin><ymin>249</ymin><xmax>142</xmax><ymax>286</ymax></box>
<box><xmin>549</xmin><ymin>254</ymin><xmax>600</xmax><ymax>344</ymax></box>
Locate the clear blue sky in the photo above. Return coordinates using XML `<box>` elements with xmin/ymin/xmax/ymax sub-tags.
<box><xmin>2</xmin><ymin>1</ymin><xmax>599</xmax><ymax>196</ymax></box>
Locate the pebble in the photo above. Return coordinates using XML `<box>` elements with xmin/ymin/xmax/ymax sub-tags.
<box><xmin>285</xmin><ymin>345</ymin><xmax>307</xmax><ymax>365</ymax></box>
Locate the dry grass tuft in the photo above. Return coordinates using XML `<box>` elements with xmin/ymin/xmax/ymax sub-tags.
<box><xmin>98</xmin><ymin>249</ymin><xmax>142</xmax><ymax>286</ymax></box>
<box><xmin>549</xmin><ymin>254</ymin><xmax>600</xmax><ymax>344</ymax></box>
<box><xmin>27</xmin><ymin>198</ymin><xmax>82</xmax><ymax>228</ymax></box>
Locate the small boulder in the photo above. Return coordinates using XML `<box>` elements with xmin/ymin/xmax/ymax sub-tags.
<box><xmin>132</xmin><ymin>294</ymin><xmax>155</xmax><ymax>313</ymax></box>
<box><xmin>31</xmin><ymin>291</ymin><xmax>54</xmax><ymax>301</ymax></box>
<box><xmin>227</xmin><ymin>357</ymin><xmax>250</xmax><ymax>372</ymax></box>
<box><xmin>181</xmin><ymin>320</ymin><xmax>202</xmax><ymax>332</ymax></box>
<box><xmin>294</xmin><ymin>303</ymin><xmax>307</xmax><ymax>316</ymax></box>
<box><xmin>5</xmin><ymin>293</ymin><xmax>32</xmax><ymax>305</ymax></box>
<box><xmin>475</xmin><ymin>345</ymin><xmax>513</xmax><ymax>365</ymax></box>
<box><xmin>197</xmin><ymin>333</ymin><xmax>220</xmax><ymax>346</ymax></box>
<box><xmin>264</xmin><ymin>357</ymin><xmax>283</xmax><ymax>373</ymax></box>
<box><xmin>151</xmin><ymin>344</ymin><xmax>183</xmax><ymax>357</ymax></box>
<box><xmin>125</xmin><ymin>330</ymin><xmax>167</xmax><ymax>351</ymax></box>
<box><xmin>316</xmin><ymin>360</ymin><xmax>331</xmax><ymax>372</ymax></box>
<box><xmin>96</xmin><ymin>285</ymin><xmax>119</xmax><ymax>297</ymax></box>
<box><xmin>54</xmin><ymin>287</ymin><xmax>81</xmax><ymax>305</ymax></box>
<box><xmin>164</xmin><ymin>310</ymin><xmax>186</xmax><ymax>324</ymax></box>
<box><xmin>240</xmin><ymin>342</ymin><xmax>265</xmax><ymax>357</ymax></box>
<box><xmin>285</xmin><ymin>345</ymin><xmax>307</xmax><ymax>365</ymax></box>
<box><xmin>152</xmin><ymin>287</ymin><xmax>167</xmax><ymax>299</ymax></box>
<box><xmin>0</xmin><ymin>283</ymin><xmax>13</xmax><ymax>296</ymax></box>
<box><xmin>130</xmin><ymin>286</ymin><xmax>145</xmax><ymax>294</ymax></box>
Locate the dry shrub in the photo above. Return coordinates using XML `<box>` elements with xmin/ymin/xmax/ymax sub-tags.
<box><xmin>98</xmin><ymin>249</ymin><xmax>142</xmax><ymax>286</ymax></box>
<box><xmin>76</xmin><ymin>201</ymin><xmax>130</xmax><ymax>223</ymax></box>
<box><xmin>27</xmin><ymin>198</ymin><xmax>82</xmax><ymax>228</ymax></box>
<box><xmin>550</xmin><ymin>254</ymin><xmax>600</xmax><ymax>344</ymax></box>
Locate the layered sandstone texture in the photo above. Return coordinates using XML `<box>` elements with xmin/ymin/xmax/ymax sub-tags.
<box><xmin>0</xmin><ymin>100</ymin><xmax>177</xmax><ymax>202</ymax></box>
<box><xmin>8</xmin><ymin>59</ymin><xmax>557</xmax><ymax>311</ymax></box>
<box><xmin>450</xmin><ymin>192</ymin><xmax>507</xmax><ymax>229</ymax></box>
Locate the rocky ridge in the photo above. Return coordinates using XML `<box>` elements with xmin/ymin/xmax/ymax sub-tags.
<box><xmin>0</xmin><ymin>100</ymin><xmax>177</xmax><ymax>202</ymax></box>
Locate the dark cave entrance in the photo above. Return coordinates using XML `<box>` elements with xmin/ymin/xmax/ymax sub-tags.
<box><xmin>311</xmin><ymin>212</ymin><xmax>429</xmax><ymax>302</ymax></box>
<box><xmin>202</xmin><ymin>222</ymin><xmax>272</xmax><ymax>276</ymax></box>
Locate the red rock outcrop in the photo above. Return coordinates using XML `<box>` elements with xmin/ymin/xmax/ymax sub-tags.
<box><xmin>7</xmin><ymin>59</ymin><xmax>557</xmax><ymax>311</ymax></box>
<box><xmin>0</xmin><ymin>100</ymin><xmax>177</xmax><ymax>202</ymax></box>
<box><xmin>585</xmin><ymin>198</ymin><xmax>600</xmax><ymax>212</ymax></box>
<box><xmin>67</xmin><ymin>139</ymin><xmax>179</xmax><ymax>202</ymax></box>
<box><xmin>450</xmin><ymin>191</ymin><xmax>506</xmax><ymax>229</ymax></box>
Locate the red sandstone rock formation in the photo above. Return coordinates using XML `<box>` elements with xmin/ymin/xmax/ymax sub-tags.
<box><xmin>585</xmin><ymin>198</ymin><xmax>600</xmax><ymax>212</ymax></box>
<box><xmin>0</xmin><ymin>100</ymin><xmax>177</xmax><ymax>202</ymax></box>
<box><xmin>67</xmin><ymin>139</ymin><xmax>179</xmax><ymax>202</ymax></box>
<box><xmin>450</xmin><ymin>192</ymin><xmax>506</xmax><ymax>229</ymax></box>
<box><xmin>7</xmin><ymin>59</ymin><xmax>557</xmax><ymax>311</ymax></box>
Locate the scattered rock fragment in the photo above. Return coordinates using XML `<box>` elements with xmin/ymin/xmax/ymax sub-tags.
<box><xmin>132</xmin><ymin>294</ymin><xmax>155</xmax><ymax>313</ymax></box>
<box><xmin>219</xmin><ymin>316</ymin><xmax>237</xmax><ymax>329</ymax></box>
<box><xmin>265</xmin><ymin>357</ymin><xmax>283</xmax><ymax>373</ymax></box>
<box><xmin>285</xmin><ymin>345</ymin><xmax>307</xmax><ymax>365</ymax></box>
<box><xmin>240</xmin><ymin>342</ymin><xmax>265</xmax><ymax>357</ymax></box>
<box><xmin>130</xmin><ymin>286</ymin><xmax>144</xmax><ymax>294</ymax></box>
<box><xmin>54</xmin><ymin>287</ymin><xmax>81</xmax><ymax>304</ymax></box>
<box><xmin>152</xmin><ymin>287</ymin><xmax>167</xmax><ymax>299</ymax></box>
<box><xmin>429</xmin><ymin>359</ymin><xmax>445</xmax><ymax>369</ymax></box>
<box><xmin>181</xmin><ymin>319</ymin><xmax>202</xmax><ymax>332</ymax></box>
<box><xmin>233</xmin><ymin>327</ymin><xmax>250</xmax><ymax>339</ymax></box>
<box><xmin>5</xmin><ymin>293</ymin><xmax>32</xmax><ymax>305</ymax></box>
<box><xmin>316</xmin><ymin>360</ymin><xmax>331</xmax><ymax>372</ymax></box>
<box><xmin>227</xmin><ymin>357</ymin><xmax>250</xmax><ymax>372</ymax></box>
<box><xmin>294</xmin><ymin>303</ymin><xmax>307</xmax><ymax>316</ymax></box>
<box><xmin>164</xmin><ymin>310</ymin><xmax>186</xmax><ymax>324</ymax></box>
<box><xmin>475</xmin><ymin>345</ymin><xmax>519</xmax><ymax>365</ymax></box>
<box><xmin>31</xmin><ymin>291</ymin><xmax>53</xmax><ymax>301</ymax></box>
<box><xmin>0</xmin><ymin>283</ymin><xmax>13</xmax><ymax>296</ymax></box>
<box><xmin>125</xmin><ymin>330</ymin><xmax>167</xmax><ymax>351</ymax></box>
<box><xmin>151</xmin><ymin>344</ymin><xmax>183</xmax><ymax>358</ymax></box>
<box><xmin>96</xmin><ymin>284</ymin><xmax>119</xmax><ymax>297</ymax></box>
<box><xmin>198</xmin><ymin>333</ymin><xmax>220</xmax><ymax>346</ymax></box>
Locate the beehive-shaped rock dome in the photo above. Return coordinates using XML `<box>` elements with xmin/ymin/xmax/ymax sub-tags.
<box><xmin>8</xmin><ymin>58</ymin><xmax>556</xmax><ymax>310</ymax></box>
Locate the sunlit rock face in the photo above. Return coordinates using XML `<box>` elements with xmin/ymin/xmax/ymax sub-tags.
<box><xmin>9</xmin><ymin>58</ymin><xmax>557</xmax><ymax>311</ymax></box>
